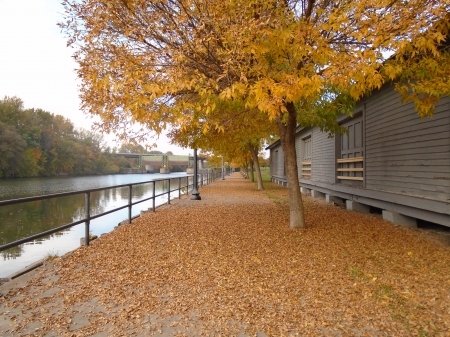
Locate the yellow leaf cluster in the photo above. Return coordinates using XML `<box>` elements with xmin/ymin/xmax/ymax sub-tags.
<box><xmin>60</xmin><ymin>0</ymin><xmax>450</xmax><ymax>139</ymax></box>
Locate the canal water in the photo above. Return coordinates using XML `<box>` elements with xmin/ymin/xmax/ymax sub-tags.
<box><xmin>0</xmin><ymin>173</ymin><xmax>191</xmax><ymax>277</ymax></box>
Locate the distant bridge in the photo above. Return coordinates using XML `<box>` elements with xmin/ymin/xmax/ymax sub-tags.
<box><xmin>114</xmin><ymin>153</ymin><xmax>206</xmax><ymax>173</ymax></box>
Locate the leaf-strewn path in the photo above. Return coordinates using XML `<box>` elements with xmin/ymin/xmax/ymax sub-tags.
<box><xmin>1</xmin><ymin>173</ymin><xmax>449</xmax><ymax>336</ymax></box>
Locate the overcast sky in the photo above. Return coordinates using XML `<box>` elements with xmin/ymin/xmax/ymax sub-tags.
<box><xmin>0</xmin><ymin>0</ymin><xmax>188</xmax><ymax>154</ymax></box>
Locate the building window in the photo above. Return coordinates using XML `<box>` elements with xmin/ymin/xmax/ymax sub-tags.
<box><xmin>301</xmin><ymin>136</ymin><xmax>312</xmax><ymax>179</ymax></box>
<box><xmin>337</xmin><ymin>114</ymin><xmax>364</xmax><ymax>184</ymax></box>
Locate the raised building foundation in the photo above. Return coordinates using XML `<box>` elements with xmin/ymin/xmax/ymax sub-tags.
<box><xmin>311</xmin><ymin>190</ymin><xmax>325</xmax><ymax>199</ymax></box>
<box><xmin>300</xmin><ymin>187</ymin><xmax>311</xmax><ymax>195</ymax></box>
<box><xmin>382</xmin><ymin>210</ymin><xmax>417</xmax><ymax>227</ymax></box>
<box><xmin>346</xmin><ymin>200</ymin><xmax>370</xmax><ymax>214</ymax></box>
<box><xmin>326</xmin><ymin>195</ymin><xmax>344</xmax><ymax>206</ymax></box>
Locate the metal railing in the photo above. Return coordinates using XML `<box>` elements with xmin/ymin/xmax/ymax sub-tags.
<box><xmin>0</xmin><ymin>170</ymin><xmax>225</xmax><ymax>252</ymax></box>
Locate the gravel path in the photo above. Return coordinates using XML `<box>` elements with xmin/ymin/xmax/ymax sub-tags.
<box><xmin>1</xmin><ymin>173</ymin><xmax>449</xmax><ymax>336</ymax></box>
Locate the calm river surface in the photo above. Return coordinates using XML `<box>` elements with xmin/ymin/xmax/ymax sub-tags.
<box><xmin>0</xmin><ymin>173</ymin><xmax>191</xmax><ymax>277</ymax></box>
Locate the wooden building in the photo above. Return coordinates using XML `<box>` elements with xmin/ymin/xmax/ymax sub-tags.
<box><xmin>267</xmin><ymin>83</ymin><xmax>450</xmax><ymax>227</ymax></box>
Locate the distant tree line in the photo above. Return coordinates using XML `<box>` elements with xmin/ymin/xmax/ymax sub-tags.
<box><xmin>0</xmin><ymin>96</ymin><xmax>162</xmax><ymax>178</ymax></box>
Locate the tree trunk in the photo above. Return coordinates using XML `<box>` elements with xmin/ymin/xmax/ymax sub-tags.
<box><xmin>249</xmin><ymin>142</ymin><xmax>264</xmax><ymax>190</ymax></box>
<box><xmin>277</xmin><ymin>102</ymin><xmax>306</xmax><ymax>229</ymax></box>
<box><xmin>249</xmin><ymin>158</ymin><xmax>255</xmax><ymax>182</ymax></box>
<box><xmin>243</xmin><ymin>159</ymin><xmax>249</xmax><ymax>178</ymax></box>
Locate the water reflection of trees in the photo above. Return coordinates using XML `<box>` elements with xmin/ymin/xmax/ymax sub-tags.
<box><xmin>2</xmin><ymin>245</ymin><xmax>23</xmax><ymax>259</ymax></box>
<box><xmin>0</xmin><ymin>180</ymin><xmax>172</xmax><ymax>259</ymax></box>
<box><xmin>0</xmin><ymin>195</ymin><xmax>85</xmax><ymax>259</ymax></box>
<box><xmin>87</xmin><ymin>183</ymin><xmax>155</xmax><ymax>216</ymax></box>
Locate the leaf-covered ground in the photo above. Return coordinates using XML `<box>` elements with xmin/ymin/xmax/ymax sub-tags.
<box><xmin>1</xmin><ymin>173</ymin><xmax>449</xmax><ymax>336</ymax></box>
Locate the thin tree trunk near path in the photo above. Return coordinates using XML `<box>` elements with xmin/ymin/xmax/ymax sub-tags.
<box><xmin>277</xmin><ymin>102</ymin><xmax>306</xmax><ymax>229</ymax></box>
<box><xmin>249</xmin><ymin>159</ymin><xmax>255</xmax><ymax>182</ymax></box>
<box><xmin>249</xmin><ymin>142</ymin><xmax>264</xmax><ymax>190</ymax></box>
<box><xmin>243</xmin><ymin>159</ymin><xmax>249</xmax><ymax>178</ymax></box>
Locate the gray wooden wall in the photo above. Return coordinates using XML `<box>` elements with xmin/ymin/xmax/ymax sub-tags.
<box><xmin>269</xmin><ymin>83</ymin><xmax>449</xmax><ymax>206</ymax></box>
<box><xmin>312</xmin><ymin>128</ymin><xmax>335</xmax><ymax>183</ymax></box>
<box><xmin>364</xmin><ymin>84</ymin><xmax>450</xmax><ymax>201</ymax></box>
<box><xmin>270</xmin><ymin>146</ymin><xmax>285</xmax><ymax>177</ymax></box>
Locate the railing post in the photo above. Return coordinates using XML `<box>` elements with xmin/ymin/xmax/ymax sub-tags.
<box><xmin>168</xmin><ymin>179</ymin><xmax>171</xmax><ymax>205</ymax></box>
<box><xmin>128</xmin><ymin>185</ymin><xmax>132</xmax><ymax>223</ymax></box>
<box><xmin>152</xmin><ymin>181</ymin><xmax>156</xmax><ymax>212</ymax></box>
<box><xmin>85</xmin><ymin>192</ymin><xmax>90</xmax><ymax>246</ymax></box>
<box><xmin>186</xmin><ymin>176</ymin><xmax>189</xmax><ymax>192</ymax></box>
<box><xmin>178</xmin><ymin>177</ymin><xmax>181</xmax><ymax>199</ymax></box>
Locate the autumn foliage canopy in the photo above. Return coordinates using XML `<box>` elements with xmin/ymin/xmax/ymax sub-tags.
<box><xmin>61</xmin><ymin>0</ymin><xmax>450</xmax><ymax>228</ymax></box>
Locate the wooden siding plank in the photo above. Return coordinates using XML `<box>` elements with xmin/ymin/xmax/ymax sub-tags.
<box><xmin>278</xmin><ymin>150</ymin><xmax>285</xmax><ymax>176</ymax></box>
<box><xmin>366</xmin><ymin>110</ymin><xmax>448</xmax><ymax>130</ymax></box>
<box><xmin>365</xmin><ymin>97</ymin><xmax>414</xmax><ymax>124</ymax></box>
<box><xmin>367</xmin><ymin>134</ymin><xmax>450</xmax><ymax>152</ymax></box>
<box><xmin>337</xmin><ymin>176</ymin><xmax>364</xmax><ymax>181</ymax></box>
<box><xmin>364</xmin><ymin>87</ymin><xmax>408</xmax><ymax>115</ymax></box>
<box><xmin>337</xmin><ymin>168</ymin><xmax>364</xmax><ymax>172</ymax></box>
<box><xmin>311</xmin><ymin>127</ymin><xmax>335</xmax><ymax>183</ymax></box>
<box><xmin>366</xmin><ymin>149</ymin><xmax>450</xmax><ymax>163</ymax></box>
<box><xmin>365</xmin><ymin>99</ymin><xmax>448</xmax><ymax>121</ymax></box>
<box><xmin>364</xmin><ymin>182</ymin><xmax>450</xmax><ymax>191</ymax></box>
<box><xmin>366</xmin><ymin>124</ymin><xmax>450</xmax><ymax>147</ymax></box>
<box><xmin>337</xmin><ymin>157</ymin><xmax>364</xmax><ymax>163</ymax></box>
<box><xmin>366</xmin><ymin>101</ymin><xmax>415</xmax><ymax>125</ymax></box>
<box><xmin>367</xmin><ymin>151</ymin><xmax>450</xmax><ymax>161</ymax></box>
<box><xmin>365</xmin><ymin>88</ymin><xmax>448</xmax><ymax>124</ymax></box>
<box><xmin>365</xmin><ymin>159</ymin><xmax>450</xmax><ymax>166</ymax></box>
<box><xmin>365</xmin><ymin>180</ymin><xmax>449</xmax><ymax>197</ymax></box>
<box><xmin>366</xmin><ymin>123</ymin><xmax>450</xmax><ymax>147</ymax></box>
<box><xmin>367</xmin><ymin>109</ymin><xmax>449</xmax><ymax>126</ymax></box>
<box><xmin>271</xmin><ymin>145</ymin><xmax>285</xmax><ymax>177</ymax></box>
<box><xmin>295</xmin><ymin>135</ymin><xmax>303</xmax><ymax>177</ymax></box>
<box><xmin>365</xmin><ymin>96</ymin><xmax>449</xmax><ymax>125</ymax></box>
<box><xmin>366</xmin><ymin>174</ymin><xmax>450</xmax><ymax>187</ymax></box>
<box><xmin>366</xmin><ymin>116</ymin><xmax>449</xmax><ymax>137</ymax></box>
<box><xmin>365</xmin><ymin>165</ymin><xmax>450</xmax><ymax>173</ymax></box>
<box><xmin>366</xmin><ymin>131</ymin><xmax>450</xmax><ymax>150</ymax></box>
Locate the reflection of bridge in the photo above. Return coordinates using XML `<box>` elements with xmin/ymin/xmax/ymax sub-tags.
<box><xmin>115</xmin><ymin>153</ymin><xmax>206</xmax><ymax>173</ymax></box>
